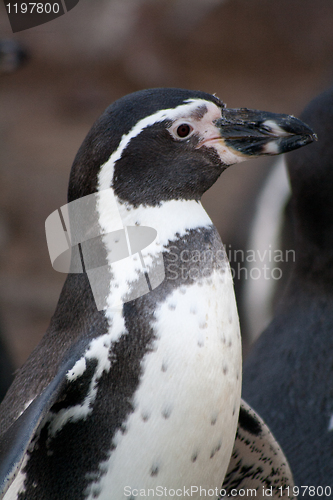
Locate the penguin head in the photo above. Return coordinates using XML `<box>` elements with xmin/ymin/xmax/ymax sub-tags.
<box><xmin>69</xmin><ymin>88</ymin><xmax>316</xmax><ymax>206</ymax></box>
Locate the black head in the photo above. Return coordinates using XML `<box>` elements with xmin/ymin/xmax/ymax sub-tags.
<box><xmin>68</xmin><ymin>87</ymin><xmax>315</xmax><ymax>207</ymax></box>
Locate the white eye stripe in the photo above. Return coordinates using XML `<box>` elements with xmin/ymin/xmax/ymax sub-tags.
<box><xmin>96</xmin><ymin>98</ymin><xmax>217</xmax><ymax>279</ymax></box>
<box><xmin>98</xmin><ymin>98</ymin><xmax>211</xmax><ymax>193</ymax></box>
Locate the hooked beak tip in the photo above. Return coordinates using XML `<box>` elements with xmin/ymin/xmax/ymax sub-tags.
<box><xmin>216</xmin><ymin>108</ymin><xmax>317</xmax><ymax>157</ymax></box>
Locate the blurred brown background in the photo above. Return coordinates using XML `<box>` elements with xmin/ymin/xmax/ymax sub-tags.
<box><xmin>0</xmin><ymin>0</ymin><xmax>333</xmax><ymax>371</ymax></box>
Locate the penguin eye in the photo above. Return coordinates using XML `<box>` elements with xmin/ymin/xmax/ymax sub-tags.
<box><xmin>176</xmin><ymin>123</ymin><xmax>193</xmax><ymax>138</ymax></box>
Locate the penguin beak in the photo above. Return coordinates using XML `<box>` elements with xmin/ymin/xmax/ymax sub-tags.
<box><xmin>214</xmin><ymin>108</ymin><xmax>317</xmax><ymax>158</ymax></box>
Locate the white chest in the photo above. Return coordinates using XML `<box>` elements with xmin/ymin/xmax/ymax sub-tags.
<box><xmin>86</xmin><ymin>269</ymin><xmax>242</xmax><ymax>500</ymax></box>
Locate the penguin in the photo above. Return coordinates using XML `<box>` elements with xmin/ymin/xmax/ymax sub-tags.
<box><xmin>0</xmin><ymin>88</ymin><xmax>315</xmax><ymax>500</ymax></box>
<box><xmin>243</xmin><ymin>156</ymin><xmax>291</xmax><ymax>342</ymax></box>
<box><xmin>242</xmin><ymin>86</ymin><xmax>333</xmax><ymax>495</ymax></box>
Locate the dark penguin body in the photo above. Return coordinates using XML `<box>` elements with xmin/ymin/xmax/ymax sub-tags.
<box><xmin>243</xmin><ymin>87</ymin><xmax>333</xmax><ymax>493</ymax></box>
<box><xmin>0</xmin><ymin>88</ymin><xmax>315</xmax><ymax>500</ymax></box>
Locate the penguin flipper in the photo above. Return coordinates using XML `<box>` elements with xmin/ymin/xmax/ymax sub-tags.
<box><xmin>222</xmin><ymin>399</ymin><xmax>296</xmax><ymax>499</ymax></box>
<box><xmin>0</xmin><ymin>351</ymin><xmax>82</xmax><ymax>498</ymax></box>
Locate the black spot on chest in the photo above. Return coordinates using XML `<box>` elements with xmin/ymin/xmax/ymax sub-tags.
<box><xmin>238</xmin><ymin>406</ymin><xmax>262</xmax><ymax>436</ymax></box>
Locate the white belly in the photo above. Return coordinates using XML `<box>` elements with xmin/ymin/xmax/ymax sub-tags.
<box><xmin>86</xmin><ymin>269</ymin><xmax>242</xmax><ymax>500</ymax></box>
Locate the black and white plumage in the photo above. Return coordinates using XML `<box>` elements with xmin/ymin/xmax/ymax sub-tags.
<box><xmin>0</xmin><ymin>88</ymin><xmax>315</xmax><ymax>500</ymax></box>
<box><xmin>243</xmin><ymin>87</ymin><xmax>333</xmax><ymax>494</ymax></box>
<box><xmin>223</xmin><ymin>400</ymin><xmax>295</xmax><ymax>496</ymax></box>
